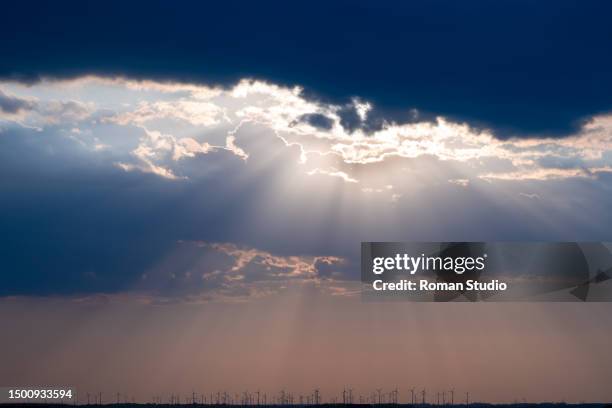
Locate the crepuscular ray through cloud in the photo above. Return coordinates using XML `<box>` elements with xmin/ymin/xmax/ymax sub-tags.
<box><xmin>2</xmin><ymin>75</ymin><xmax>612</xmax><ymax>301</ymax></box>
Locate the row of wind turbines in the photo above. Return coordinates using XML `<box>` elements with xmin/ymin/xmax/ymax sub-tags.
<box><xmin>76</xmin><ymin>387</ymin><xmax>472</xmax><ymax>406</ymax></box>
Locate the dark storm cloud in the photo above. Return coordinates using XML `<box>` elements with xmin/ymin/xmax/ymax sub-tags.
<box><xmin>1</xmin><ymin>0</ymin><xmax>612</xmax><ymax>137</ymax></box>
<box><xmin>297</xmin><ymin>100</ymin><xmax>434</xmax><ymax>134</ymax></box>
<box><xmin>337</xmin><ymin>105</ymin><xmax>367</xmax><ymax>134</ymax></box>
<box><xmin>296</xmin><ymin>113</ymin><xmax>334</xmax><ymax>130</ymax></box>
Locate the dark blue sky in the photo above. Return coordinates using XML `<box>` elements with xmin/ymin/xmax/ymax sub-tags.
<box><xmin>2</xmin><ymin>0</ymin><xmax>611</xmax><ymax>137</ymax></box>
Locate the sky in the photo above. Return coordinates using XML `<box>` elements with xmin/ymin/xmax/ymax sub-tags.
<box><xmin>1</xmin><ymin>0</ymin><xmax>612</xmax><ymax>403</ymax></box>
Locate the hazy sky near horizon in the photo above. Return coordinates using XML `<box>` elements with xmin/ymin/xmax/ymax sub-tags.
<box><xmin>2</xmin><ymin>1</ymin><xmax>612</xmax><ymax>403</ymax></box>
<box><xmin>2</xmin><ymin>296</ymin><xmax>612</xmax><ymax>403</ymax></box>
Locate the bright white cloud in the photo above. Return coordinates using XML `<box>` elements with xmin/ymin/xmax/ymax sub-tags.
<box><xmin>1</xmin><ymin>76</ymin><xmax>612</xmax><ymax>184</ymax></box>
<box><xmin>307</xmin><ymin>168</ymin><xmax>358</xmax><ymax>183</ymax></box>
